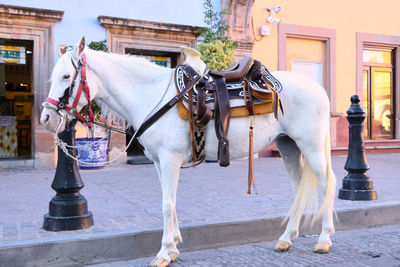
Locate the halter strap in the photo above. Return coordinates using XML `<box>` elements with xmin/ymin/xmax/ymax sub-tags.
<box><xmin>71</xmin><ymin>53</ymin><xmax>95</xmax><ymax>124</ymax></box>
<box><xmin>46</xmin><ymin>97</ymin><xmax>72</xmax><ymax>112</ymax></box>
<box><xmin>45</xmin><ymin>52</ymin><xmax>94</xmax><ymax>128</ymax></box>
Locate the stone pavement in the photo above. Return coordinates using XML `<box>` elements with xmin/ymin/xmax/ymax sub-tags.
<box><xmin>0</xmin><ymin>153</ymin><xmax>399</xmax><ymax>266</ymax></box>
<box><xmin>93</xmin><ymin>223</ymin><xmax>400</xmax><ymax>267</ymax></box>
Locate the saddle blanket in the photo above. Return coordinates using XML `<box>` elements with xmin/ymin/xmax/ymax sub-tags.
<box><xmin>174</xmin><ymin>65</ymin><xmax>276</xmax><ymax>120</ymax></box>
<box><xmin>177</xmin><ymin>99</ymin><xmax>274</xmax><ymax>120</ymax></box>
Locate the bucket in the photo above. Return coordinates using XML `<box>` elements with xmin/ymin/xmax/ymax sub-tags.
<box><xmin>75</xmin><ymin>138</ymin><xmax>109</xmax><ymax>169</ymax></box>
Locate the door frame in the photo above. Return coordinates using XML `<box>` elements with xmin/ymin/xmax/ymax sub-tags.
<box><xmin>278</xmin><ymin>23</ymin><xmax>337</xmax><ymax>113</ymax></box>
<box><xmin>356</xmin><ymin>32</ymin><xmax>400</xmax><ymax>139</ymax></box>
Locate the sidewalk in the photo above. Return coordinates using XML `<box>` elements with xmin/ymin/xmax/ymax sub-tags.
<box><xmin>0</xmin><ymin>153</ymin><xmax>399</xmax><ymax>266</ymax></box>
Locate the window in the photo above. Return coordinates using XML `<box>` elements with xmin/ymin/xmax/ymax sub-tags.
<box><xmin>291</xmin><ymin>60</ymin><xmax>323</xmax><ymax>86</ymax></box>
<box><xmin>125</xmin><ymin>48</ymin><xmax>178</xmax><ymax>68</ymax></box>
<box><xmin>286</xmin><ymin>37</ymin><xmax>326</xmax><ymax>88</ymax></box>
<box><xmin>362</xmin><ymin>47</ymin><xmax>394</xmax><ymax>139</ymax></box>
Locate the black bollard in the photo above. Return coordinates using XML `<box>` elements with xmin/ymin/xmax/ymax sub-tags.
<box><xmin>43</xmin><ymin>119</ymin><xmax>94</xmax><ymax>231</ymax></box>
<box><xmin>338</xmin><ymin>95</ymin><xmax>377</xmax><ymax>201</ymax></box>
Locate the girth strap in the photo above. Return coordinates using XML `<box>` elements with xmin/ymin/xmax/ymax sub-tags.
<box><xmin>212</xmin><ymin>74</ymin><xmax>231</xmax><ymax>167</ymax></box>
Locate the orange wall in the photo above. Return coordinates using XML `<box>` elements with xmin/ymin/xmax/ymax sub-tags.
<box><xmin>251</xmin><ymin>0</ymin><xmax>400</xmax><ymax>114</ymax></box>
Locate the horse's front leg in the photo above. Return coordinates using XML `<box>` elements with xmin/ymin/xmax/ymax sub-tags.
<box><xmin>154</xmin><ymin>160</ymin><xmax>182</xmax><ymax>260</ymax></box>
<box><xmin>150</xmin><ymin>154</ymin><xmax>183</xmax><ymax>267</ymax></box>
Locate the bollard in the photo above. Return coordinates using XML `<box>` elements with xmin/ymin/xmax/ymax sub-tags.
<box><xmin>43</xmin><ymin>119</ymin><xmax>94</xmax><ymax>231</ymax></box>
<box><xmin>338</xmin><ymin>95</ymin><xmax>377</xmax><ymax>201</ymax></box>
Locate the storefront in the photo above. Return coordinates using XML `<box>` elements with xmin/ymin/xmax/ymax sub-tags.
<box><xmin>0</xmin><ymin>2</ymin><xmax>203</xmax><ymax>168</ymax></box>
<box><xmin>0</xmin><ymin>5</ymin><xmax>63</xmax><ymax>167</ymax></box>
<box><xmin>3</xmin><ymin>0</ymin><xmax>398</xmax><ymax>168</ymax></box>
<box><xmin>0</xmin><ymin>40</ymin><xmax>33</xmax><ymax>158</ymax></box>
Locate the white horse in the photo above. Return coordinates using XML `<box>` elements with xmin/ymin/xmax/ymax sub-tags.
<box><xmin>40</xmin><ymin>36</ymin><xmax>336</xmax><ymax>267</ymax></box>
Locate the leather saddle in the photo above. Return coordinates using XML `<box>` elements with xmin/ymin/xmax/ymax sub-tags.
<box><xmin>209</xmin><ymin>56</ymin><xmax>254</xmax><ymax>82</ymax></box>
<box><xmin>175</xmin><ymin>57</ymin><xmax>282</xmax><ymax>167</ymax></box>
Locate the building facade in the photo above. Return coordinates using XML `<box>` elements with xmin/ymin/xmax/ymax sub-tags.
<box><xmin>0</xmin><ymin>0</ymin><xmax>217</xmax><ymax>168</ymax></box>
<box><xmin>246</xmin><ymin>0</ymin><xmax>400</xmax><ymax>152</ymax></box>
<box><xmin>0</xmin><ymin>0</ymin><xmax>399</xmax><ymax>168</ymax></box>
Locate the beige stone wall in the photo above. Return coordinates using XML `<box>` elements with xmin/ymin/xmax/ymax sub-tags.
<box><xmin>0</xmin><ymin>4</ymin><xmax>63</xmax><ymax>167</ymax></box>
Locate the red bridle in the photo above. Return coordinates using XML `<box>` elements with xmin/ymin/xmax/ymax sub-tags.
<box><xmin>46</xmin><ymin>53</ymin><xmax>95</xmax><ymax>128</ymax></box>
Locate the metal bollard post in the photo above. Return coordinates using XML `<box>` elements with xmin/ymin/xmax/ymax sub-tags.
<box><xmin>338</xmin><ymin>95</ymin><xmax>377</xmax><ymax>201</ymax></box>
<box><xmin>43</xmin><ymin>119</ymin><xmax>94</xmax><ymax>231</ymax></box>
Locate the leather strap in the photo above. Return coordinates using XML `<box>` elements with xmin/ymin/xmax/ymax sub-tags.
<box><xmin>72</xmin><ymin>53</ymin><xmax>95</xmax><ymax>125</ymax></box>
<box><xmin>242</xmin><ymin>79</ymin><xmax>257</xmax><ymax>194</ymax></box>
<box><xmin>135</xmin><ymin>65</ymin><xmax>202</xmax><ymax>138</ymax></box>
<box><xmin>212</xmin><ymin>74</ymin><xmax>230</xmax><ymax>167</ymax></box>
<box><xmin>194</xmin><ymin>88</ymin><xmax>212</xmax><ymax>128</ymax></box>
<box><xmin>188</xmin><ymin>89</ymin><xmax>197</xmax><ymax>163</ymax></box>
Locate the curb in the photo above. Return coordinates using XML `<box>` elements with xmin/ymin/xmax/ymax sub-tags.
<box><xmin>1</xmin><ymin>204</ymin><xmax>400</xmax><ymax>266</ymax></box>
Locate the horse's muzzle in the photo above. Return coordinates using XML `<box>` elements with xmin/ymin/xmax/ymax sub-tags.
<box><xmin>40</xmin><ymin>107</ymin><xmax>64</xmax><ymax>133</ymax></box>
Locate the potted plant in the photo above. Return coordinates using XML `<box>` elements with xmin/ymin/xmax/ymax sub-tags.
<box><xmin>196</xmin><ymin>0</ymin><xmax>238</xmax><ymax>71</ymax></box>
<box><xmin>75</xmin><ymin>40</ymin><xmax>110</xmax><ymax>169</ymax></box>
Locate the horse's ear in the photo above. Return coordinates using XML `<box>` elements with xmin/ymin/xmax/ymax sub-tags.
<box><xmin>74</xmin><ymin>35</ymin><xmax>86</xmax><ymax>58</ymax></box>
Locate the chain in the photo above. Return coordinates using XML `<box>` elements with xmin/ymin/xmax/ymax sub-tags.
<box><xmin>53</xmin><ymin>70</ymin><xmax>174</xmax><ymax>166</ymax></box>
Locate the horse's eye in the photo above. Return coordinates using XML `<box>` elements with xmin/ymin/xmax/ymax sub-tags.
<box><xmin>63</xmin><ymin>74</ymin><xmax>71</xmax><ymax>80</ymax></box>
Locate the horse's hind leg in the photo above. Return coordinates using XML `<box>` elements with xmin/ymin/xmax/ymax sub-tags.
<box><xmin>150</xmin><ymin>154</ymin><xmax>183</xmax><ymax>267</ymax></box>
<box><xmin>301</xmin><ymin>136</ymin><xmax>336</xmax><ymax>253</ymax></box>
<box><xmin>274</xmin><ymin>135</ymin><xmax>303</xmax><ymax>252</ymax></box>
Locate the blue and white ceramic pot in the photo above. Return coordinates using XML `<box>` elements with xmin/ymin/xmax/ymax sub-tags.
<box><xmin>75</xmin><ymin>138</ymin><xmax>109</xmax><ymax>169</ymax></box>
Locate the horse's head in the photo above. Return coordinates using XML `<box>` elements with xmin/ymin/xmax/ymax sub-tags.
<box><xmin>40</xmin><ymin>35</ymin><xmax>99</xmax><ymax>133</ymax></box>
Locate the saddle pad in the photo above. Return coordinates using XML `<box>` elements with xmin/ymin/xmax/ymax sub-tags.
<box><xmin>175</xmin><ymin>65</ymin><xmax>275</xmax><ymax>120</ymax></box>
<box><xmin>177</xmin><ymin>98</ymin><xmax>274</xmax><ymax>120</ymax></box>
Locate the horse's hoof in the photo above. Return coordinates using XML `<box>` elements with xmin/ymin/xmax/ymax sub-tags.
<box><xmin>148</xmin><ymin>257</ymin><xmax>170</xmax><ymax>267</ymax></box>
<box><xmin>169</xmin><ymin>252</ymin><xmax>179</xmax><ymax>262</ymax></box>
<box><xmin>274</xmin><ymin>240</ymin><xmax>291</xmax><ymax>252</ymax></box>
<box><xmin>313</xmin><ymin>241</ymin><xmax>331</xmax><ymax>253</ymax></box>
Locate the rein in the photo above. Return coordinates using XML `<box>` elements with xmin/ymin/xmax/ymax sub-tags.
<box><xmin>45</xmin><ymin>60</ymin><xmax>203</xmax><ymax>167</ymax></box>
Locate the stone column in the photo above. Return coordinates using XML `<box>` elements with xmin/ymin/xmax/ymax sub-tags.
<box><xmin>221</xmin><ymin>0</ymin><xmax>256</xmax><ymax>59</ymax></box>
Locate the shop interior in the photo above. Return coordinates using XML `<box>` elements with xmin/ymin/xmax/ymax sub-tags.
<box><xmin>0</xmin><ymin>39</ymin><xmax>33</xmax><ymax>159</ymax></box>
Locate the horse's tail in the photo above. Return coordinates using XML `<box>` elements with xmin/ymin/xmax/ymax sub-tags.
<box><xmin>318</xmin><ymin>130</ymin><xmax>337</xmax><ymax>225</ymax></box>
<box><xmin>284</xmin><ymin>130</ymin><xmax>336</xmax><ymax>230</ymax></box>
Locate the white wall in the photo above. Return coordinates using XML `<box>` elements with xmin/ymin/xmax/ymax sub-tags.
<box><xmin>1</xmin><ymin>0</ymin><xmax>220</xmax><ymax>62</ymax></box>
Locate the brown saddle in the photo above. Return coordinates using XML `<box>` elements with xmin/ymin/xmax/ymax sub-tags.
<box><xmin>209</xmin><ymin>56</ymin><xmax>254</xmax><ymax>82</ymax></box>
<box><xmin>175</xmin><ymin>57</ymin><xmax>282</xmax><ymax>168</ymax></box>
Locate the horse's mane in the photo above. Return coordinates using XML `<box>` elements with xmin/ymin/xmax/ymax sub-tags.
<box><xmin>87</xmin><ymin>49</ymin><xmax>169</xmax><ymax>76</ymax></box>
<box><xmin>85</xmin><ymin>49</ymin><xmax>170</xmax><ymax>129</ymax></box>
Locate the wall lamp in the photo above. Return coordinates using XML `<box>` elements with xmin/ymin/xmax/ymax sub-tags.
<box><xmin>267</xmin><ymin>6</ymin><xmax>281</xmax><ymax>24</ymax></box>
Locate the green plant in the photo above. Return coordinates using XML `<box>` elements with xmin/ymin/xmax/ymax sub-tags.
<box><xmin>197</xmin><ymin>40</ymin><xmax>237</xmax><ymax>71</ymax></box>
<box><xmin>88</xmin><ymin>40</ymin><xmax>109</xmax><ymax>52</ymax></box>
<box><xmin>196</xmin><ymin>0</ymin><xmax>238</xmax><ymax>71</ymax></box>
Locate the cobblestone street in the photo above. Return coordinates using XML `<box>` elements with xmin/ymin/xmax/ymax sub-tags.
<box><xmin>94</xmin><ymin>224</ymin><xmax>400</xmax><ymax>267</ymax></box>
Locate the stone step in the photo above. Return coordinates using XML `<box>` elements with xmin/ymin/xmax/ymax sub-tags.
<box><xmin>260</xmin><ymin>140</ymin><xmax>400</xmax><ymax>157</ymax></box>
<box><xmin>332</xmin><ymin>145</ymin><xmax>400</xmax><ymax>155</ymax></box>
